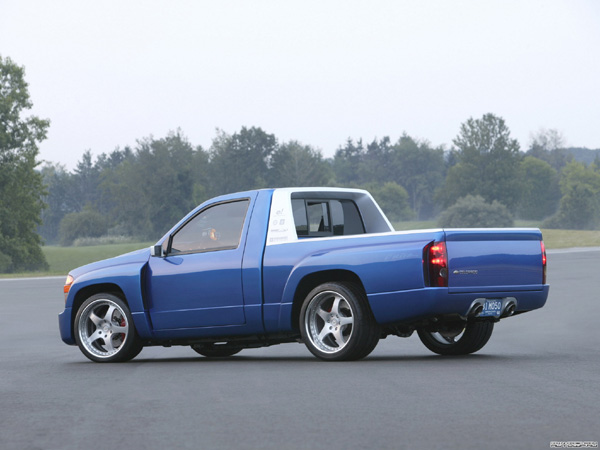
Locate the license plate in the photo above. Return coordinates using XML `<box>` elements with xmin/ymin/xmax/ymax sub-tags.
<box><xmin>480</xmin><ymin>299</ymin><xmax>503</xmax><ymax>317</ymax></box>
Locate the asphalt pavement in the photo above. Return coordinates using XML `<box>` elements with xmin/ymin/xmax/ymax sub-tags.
<box><xmin>0</xmin><ymin>250</ymin><xmax>598</xmax><ymax>450</ymax></box>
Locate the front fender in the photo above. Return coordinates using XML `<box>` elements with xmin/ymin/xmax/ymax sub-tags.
<box><xmin>60</xmin><ymin>262</ymin><xmax>152</xmax><ymax>344</ymax></box>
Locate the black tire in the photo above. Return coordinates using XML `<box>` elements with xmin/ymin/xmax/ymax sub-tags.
<box><xmin>191</xmin><ymin>344</ymin><xmax>242</xmax><ymax>358</ymax></box>
<box><xmin>74</xmin><ymin>293</ymin><xmax>143</xmax><ymax>363</ymax></box>
<box><xmin>300</xmin><ymin>282</ymin><xmax>380</xmax><ymax>361</ymax></box>
<box><xmin>417</xmin><ymin>321</ymin><xmax>494</xmax><ymax>356</ymax></box>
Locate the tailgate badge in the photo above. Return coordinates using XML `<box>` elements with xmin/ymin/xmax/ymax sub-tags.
<box><xmin>453</xmin><ymin>269</ymin><xmax>479</xmax><ymax>275</ymax></box>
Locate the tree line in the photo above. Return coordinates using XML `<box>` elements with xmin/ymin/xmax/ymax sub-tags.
<box><xmin>40</xmin><ymin>116</ymin><xmax>600</xmax><ymax>248</ymax></box>
<box><xmin>2</xmin><ymin>54</ymin><xmax>600</xmax><ymax>273</ymax></box>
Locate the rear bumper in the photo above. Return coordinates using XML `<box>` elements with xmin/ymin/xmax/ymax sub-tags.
<box><xmin>58</xmin><ymin>308</ymin><xmax>76</xmax><ymax>345</ymax></box>
<box><xmin>368</xmin><ymin>285</ymin><xmax>550</xmax><ymax>325</ymax></box>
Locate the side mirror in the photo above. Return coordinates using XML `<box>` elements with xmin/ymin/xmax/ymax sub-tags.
<box><xmin>150</xmin><ymin>245</ymin><xmax>163</xmax><ymax>257</ymax></box>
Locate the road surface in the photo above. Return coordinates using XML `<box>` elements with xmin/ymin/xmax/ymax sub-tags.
<box><xmin>0</xmin><ymin>250</ymin><xmax>598</xmax><ymax>449</ymax></box>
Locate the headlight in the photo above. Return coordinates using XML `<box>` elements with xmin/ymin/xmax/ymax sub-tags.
<box><xmin>64</xmin><ymin>274</ymin><xmax>74</xmax><ymax>303</ymax></box>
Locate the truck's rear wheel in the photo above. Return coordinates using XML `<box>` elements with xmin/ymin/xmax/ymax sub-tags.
<box><xmin>417</xmin><ymin>321</ymin><xmax>494</xmax><ymax>355</ymax></box>
<box><xmin>300</xmin><ymin>282</ymin><xmax>379</xmax><ymax>361</ymax></box>
<box><xmin>74</xmin><ymin>293</ymin><xmax>143</xmax><ymax>363</ymax></box>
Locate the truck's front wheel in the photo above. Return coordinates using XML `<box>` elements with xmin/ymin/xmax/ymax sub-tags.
<box><xmin>74</xmin><ymin>294</ymin><xmax>143</xmax><ymax>363</ymax></box>
<box><xmin>417</xmin><ymin>321</ymin><xmax>494</xmax><ymax>355</ymax></box>
<box><xmin>300</xmin><ymin>282</ymin><xmax>379</xmax><ymax>361</ymax></box>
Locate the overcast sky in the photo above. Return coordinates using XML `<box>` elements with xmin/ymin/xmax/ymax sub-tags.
<box><xmin>2</xmin><ymin>0</ymin><xmax>599</xmax><ymax>169</ymax></box>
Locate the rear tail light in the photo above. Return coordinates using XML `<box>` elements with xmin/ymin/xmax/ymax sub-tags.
<box><xmin>541</xmin><ymin>241</ymin><xmax>547</xmax><ymax>284</ymax></box>
<box><xmin>424</xmin><ymin>241</ymin><xmax>448</xmax><ymax>287</ymax></box>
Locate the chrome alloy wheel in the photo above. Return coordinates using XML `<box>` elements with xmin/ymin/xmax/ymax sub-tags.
<box><xmin>77</xmin><ymin>299</ymin><xmax>130</xmax><ymax>359</ymax></box>
<box><xmin>304</xmin><ymin>290</ymin><xmax>355</xmax><ymax>354</ymax></box>
<box><xmin>429</xmin><ymin>328</ymin><xmax>465</xmax><ymax>345</ymax></box>
<box><xmin>417</xmin><ymin>321</ymin><xmax>494</xmax><ymax>356</ymax></box>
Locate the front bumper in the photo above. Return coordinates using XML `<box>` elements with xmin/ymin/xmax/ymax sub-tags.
<box><xmin>58</xmin><ymin>307</ymin><xmax>76</xmax><ymax>345</ymax></box>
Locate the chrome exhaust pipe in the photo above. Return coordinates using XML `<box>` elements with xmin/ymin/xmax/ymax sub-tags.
<box><xmin>468</xmin><ymin>302</ymin><xmax>483</xmax><ymax>317</ymax></box>
<box><xmin>501</xmin><ymin>300</ymin><xmax>517</xmax><ymax>318</ymax></box>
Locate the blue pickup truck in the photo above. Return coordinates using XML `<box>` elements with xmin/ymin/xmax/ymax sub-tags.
<box><xmin>59</xmin><ymin>187</ymin><xmax>549</xmax><ymax>362</ymax></box>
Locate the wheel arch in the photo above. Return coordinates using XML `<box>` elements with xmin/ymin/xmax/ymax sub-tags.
<box><xmin>71</xmin><ymin>283</ymin><xmax>127</xmax><ymax>336</ymax></box>
<box><xmin>290</xmin><ymin>269</ymin><xmax>366</xmax><ymax>333</ymax></box>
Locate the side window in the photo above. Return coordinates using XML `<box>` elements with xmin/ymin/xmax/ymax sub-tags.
<box><xmin>330</xmin><ymin>200</ymin><xmax>345</xmax><ymax>235</ymax></box>
<box><xmin>291</xmin><ymin>198</ymin><xmax>365</xmax><ymax>238</ymax></box>
<box><xmin>292</xmin><ymin>199</ymin><xmax>308</xmax><ymax>236</ymax></box>
<box><xmin>169</xmin><ymin>200</ymin><xmax>249</xmax><ymax>254</ymax></box>
<box><xmin>307</xmin><ymin>201</ymin><xmax>331</xmax><ymax>234</ymax></box>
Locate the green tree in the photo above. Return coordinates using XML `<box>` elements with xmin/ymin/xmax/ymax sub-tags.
<box><xmin>40</xmin><ymin>147</ymin><xmax>138</xmax><ymax>242</ymax></box>
<box><xmin>544</xmin><ymin>161</ymin><xmax>600</xmax><ymax>229</ymax></box>
<box><xmin>59</xmin><ymin>209</ymin><xmax>109</xmax><ymax>246</ymax></box>
<box><xmin>390</xmin><ymin>135</ymin><xmax>445</xmax><ymax>219</ymax></box>
<box><xmin>94</xmin><ymin>146</ymin><xmax>136</xmax><ymax>216</ymax></box>
<box><xmin>517</xmin><ymin>156</ymin><xmax>561</xmax><ymax>220</ymax></box>
<box><xmin>72</xmin><ymin>150</ymin><xmax>101</xmax><ymax>211</ymax></box>
<box><xmin>332</xmin><ymin>138</ymin><xmax>365</xmax><ymax>185</ymax></box>
<box><xmin>0</xmin><ymin>56</ymin><xmax>49</xmax><ymax>272</ymax></box>
<box><xmin>39</xmin><ymin>163</ymin><xmax>78</xmax><ymax>243</ymax></box>
<box><xmin>526</xmin><ymin>128</ymin><xmax>572</xmax><ymax>172</ymax></box>
<box><xmin>359</xmin><ymin>137</ymin><xmax>394</xmax><ymax>183</ymax></box>
<box><xmin>103</xmin><ymin>131</ymin><xmax>205</xmax><ymax>239</ymax></box>
<box><xmin>209</xmin><ymin>127</ymin><xmax>277</xmax><ymax>195</ymax></box>
<box><xmin>438</xmin><ymin>195</ymin><xmax>514</xmax><ymax>228</ymax></box>
<box><xmin>268</xmin><ymin>141</ymin><xmax>332</xmax><ymax>187</ymax></box>
<box><xmin>367</xmin><ymin>182</ymin><xmax>414</xmax><ymax>222</ymax></box>
<box><xmin>95</xmin><ymin>147</ymin><xmax>134</xmax><ymax>173</ymax></box>
<box><xmin>438</xmin><ymin>113</ymin><xmax>522</xmax><ymax>212</ymax></box>
<box><xmin>332</xmin><ymin>134</ymin><xmax>444</xmax><ymax>219</ymax></box>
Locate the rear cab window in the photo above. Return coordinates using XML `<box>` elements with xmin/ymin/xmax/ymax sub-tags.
<box><xmin>291</xmin><ymin>198</ymin><xmax>365</xmax><ymax>238</ymax></box>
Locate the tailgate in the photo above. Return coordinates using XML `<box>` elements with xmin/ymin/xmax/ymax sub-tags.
<box><xmin>445</xmin><ymin>229</ymin><xmax>544</xmax><ymax>293</ymax></box>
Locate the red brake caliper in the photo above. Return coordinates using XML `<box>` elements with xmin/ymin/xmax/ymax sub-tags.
<box><xmin>119</xmin><ymin>316</ymin><xmax>126</xmax><ymax>343</ymax></box>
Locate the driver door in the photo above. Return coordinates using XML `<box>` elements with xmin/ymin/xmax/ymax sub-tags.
<box><xmin>147</xmin><ymin>199</ymin><xmax>250</xmax><ymax>330</ymax></box>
